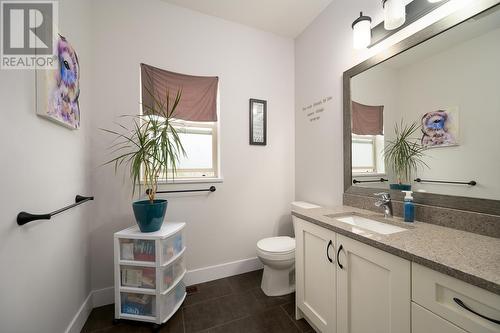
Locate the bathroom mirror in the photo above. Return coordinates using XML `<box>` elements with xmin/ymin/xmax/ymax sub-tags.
<box><xmin>343</xmin><ymin>1</ymin><xmax>500</xmax><ymax>215</ymax></box>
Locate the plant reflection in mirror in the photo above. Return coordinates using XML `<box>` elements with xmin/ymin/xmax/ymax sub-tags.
<box><xmin>384</xmin><ymin>120</ymin><xmax>428</xmax><ymax>185</ymax></box>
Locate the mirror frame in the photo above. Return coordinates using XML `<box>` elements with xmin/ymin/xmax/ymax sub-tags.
<box><xmin>343</xmin><ymin>0</ymin><xmax>500</xmax><ymax>216</ymax></box>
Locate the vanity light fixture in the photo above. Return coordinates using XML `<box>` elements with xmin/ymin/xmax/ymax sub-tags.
<box><xmin>352</xmin><ymin>12</ymin><xmax>372</xmax><ymax>49</ymax></box>
<box><xmin>383</xmin><ymin>0</ymin><xmax>406</xmax><ymax>30</ymax></box>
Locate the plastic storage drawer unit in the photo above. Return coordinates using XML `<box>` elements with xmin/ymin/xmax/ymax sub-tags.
<box><xmin>114</xmin><ymin>222</ymin><xmax>187</xmax><ymax>325</ymax></box>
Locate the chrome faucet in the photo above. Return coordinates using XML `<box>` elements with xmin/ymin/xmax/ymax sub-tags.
<box><xmin>374</xmin><ymin>192</ymin><xmax>393</xmax><ymax>218</ymax></box>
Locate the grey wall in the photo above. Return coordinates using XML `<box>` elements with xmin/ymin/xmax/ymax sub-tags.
<box><xmin>294</xmin><ymin>0</ymin><xmax>483</xmax><ymax>207</ymax></box>
<box><xmin>88</xmin><ymin>0</ymin><xmax>295</xmax><ymax>292</ymax></box>
<box><xmin>0</xmin><ymin>0</ymin><xmax>93</xmax><ymax>332</ymax></box>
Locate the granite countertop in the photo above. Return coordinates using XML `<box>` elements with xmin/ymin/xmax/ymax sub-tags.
<box><xmin>292</xmin><ymin>205</ymin><xmax>500</xmax><ymax>295</ymax></box>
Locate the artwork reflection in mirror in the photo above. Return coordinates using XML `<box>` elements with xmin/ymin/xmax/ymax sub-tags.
<box><xmin>350</xmin><ymin>5</ymin><xmax>500</xmax><ymax>200</ymax></box>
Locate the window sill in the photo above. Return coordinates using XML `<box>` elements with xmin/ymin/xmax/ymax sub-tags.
<box><xmin>154</xmin><ymin>177</ymin><xmax>224</xmax><ymax>185</ymax></box>
<box><xmin>352</xmin><ymin>173</ymin><xmax>387</xmax><ymax>178</ymax></box>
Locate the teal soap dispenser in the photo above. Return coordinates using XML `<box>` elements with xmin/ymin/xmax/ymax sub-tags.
<box><xmin>402</xmin><ymin>190</ymin><xmax>415</xmax><ymax>222</ymax></box>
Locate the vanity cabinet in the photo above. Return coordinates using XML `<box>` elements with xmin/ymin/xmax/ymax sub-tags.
<box><xmin>295</xmin><ymin>216</ymin><xmax>500</xmax><ymax>333</ymax></box>
<box><xmin>295</xmin><ymin>217</ymin><xmax>337</xmax><ymax>333</ymax></box>
<box><xmin>336</xmin><ymin>234</ymin><xmax>411</xmax><ymax>333</ymax></box>
<box><xmin>294</xmin><ymin>217</ymin><xmax>411</xmax><ymax>333</ymax></box>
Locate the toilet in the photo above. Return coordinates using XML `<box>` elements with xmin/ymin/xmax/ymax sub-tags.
<box><xmin>256</xmin><ymin>201</ymin><xmax>321</xmax><ymax>296</ymax></box>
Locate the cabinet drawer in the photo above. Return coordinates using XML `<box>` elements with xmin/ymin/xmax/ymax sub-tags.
<box><xmin>120</xmin><ymin>282</ymin><xmax>186</xmax><ymax>321</ymax></box>
<box><xmin>120</xmin><ymin>238</ymin><xmax>155</xmax><ymax>263</ymax></box>
<box><xmin>161</xmin><ymin>255</ymin><xmax>186</xmax><ymax>293</ymax></box>
<box><xmin>121</xmin><ymin>292</ymin><xmax>156</xmax><ymax>318</ymax></box>
<box><xmin>120</xmin><ymin>265</ymin><xmax>156</xmax><ymax>290</ymax></box>
<box><xmin>118</xmin><ymin>228</ymin><xmax>184</xmax><ymax>265</ymax></box>
<box><xmin>120</xmin><ymin>255</ymin><xmax>186</xmax><ymax>292</ymax></box>
<box><xmin>161</xmin><ymin>230</ymin><xmax>184</xmax><ymax>265</ymax></box>
<box><xmin>160</xmin><ymin>282</ymin><xmax>186</xmax><ymax>321</ymax></box>
<box><xmin>412</xmin><ymin>263</ymin><xmax>500</xmax><ymax>333</ymax></box>
<box><xmin>412</xmin><ymin>302</ymin><xmax>467</xmax><ymax>333</ymax></box>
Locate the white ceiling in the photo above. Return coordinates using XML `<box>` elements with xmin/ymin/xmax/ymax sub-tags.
<box><xmin>161</xmin><ymin>0</ymin><xmax>333</xmax><ymax>38</ymax></box>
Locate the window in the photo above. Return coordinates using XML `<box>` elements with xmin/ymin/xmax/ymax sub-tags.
<box><xmin>168</xmin><ymin>119</ymin><xmax>218</xmax><ymax>179</ymax></box>
<box><xmin>352</xmin><ymin>135</ymin><xmax>376</xmax><ymax>173</ymax></box>
<box><xmin>352</xmin><ymin>134</ymin><xmax>385</xmax><ymax>175</ymax></box>
<box><xmin>139</xmin><ymin>63</ymin><xmax>220</xmax><ymax>182</ymax></box>
<box><xmin>139</xmin><ymin>117</ymin><xmax>219</xmax><ymax>182</ymax></box>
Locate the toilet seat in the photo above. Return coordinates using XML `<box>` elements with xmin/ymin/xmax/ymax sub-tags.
<box><xmin>257</xmin><ymin>236</ymin><xmax>295</xmax><ymax>253</ymax></box>
<box><xmin>257</xmin><ymin>237</ymin><xmax>295</xmax><ymax>261</ymax></box>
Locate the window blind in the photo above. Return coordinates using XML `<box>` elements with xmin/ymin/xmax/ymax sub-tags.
<box><xmin>141</xmin><ymin>63</ymin><xmax>218</xmax><ymax>122</ymax></box>
<box><xmin>352</xmin><ymin>101</ymin><xmax>384</xmax><ymax>135</ymax></box>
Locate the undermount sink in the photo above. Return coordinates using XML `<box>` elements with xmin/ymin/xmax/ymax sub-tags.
<box><xmin>328</xmin><ymin>214</ymin><xmax>407</xmax><ymax>235</ymax></box>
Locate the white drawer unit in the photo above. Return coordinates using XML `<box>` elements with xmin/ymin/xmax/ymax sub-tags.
<box><xmin>412</xmin><ymin>263</ymin><xmax>500</xmax><ymax>333</ymax></box>
<box><xmin>114</xmin><ymin>222</ymin><xmax>187</xmax><ymax>326</ymax></box>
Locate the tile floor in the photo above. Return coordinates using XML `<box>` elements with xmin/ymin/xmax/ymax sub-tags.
<box><xmin>81</xmin><ymin>269</ymin><xmax>315</xmax><ymax>332</ymax></box>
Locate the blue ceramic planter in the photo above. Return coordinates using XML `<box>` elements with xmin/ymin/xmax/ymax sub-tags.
<box><xmin>132</xmin><ymin>199</ymin><xmax>168</xmax><ymax>232</ymax></box>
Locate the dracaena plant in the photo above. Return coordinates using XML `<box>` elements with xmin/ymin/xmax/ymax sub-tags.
<box><xmin>101</xmin><ymin>87</ymin><xmax>186</xmax><ymax>203</ymax></box>
<box><xmin>384</xmin><ymin>120</ymin><xmax>428</xmax><ymax>184</ymax></box>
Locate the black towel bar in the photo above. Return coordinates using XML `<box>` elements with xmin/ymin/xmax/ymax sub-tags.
<box><xmin>146</xmin><ymin>186</ymin><xmax>216</xmax><ymax>195</ymax></box>
<box><xmin>414</xmin><ymin>178</ymin><xmax>476</xmax><ymax>186</ymax></box>
<box><xmin>353</xmin><ymin>178</ymin><xmax>388</xmax><ymax>184</ymax></box>
<box><xmin>17</xmin><ymin>195</ymin><xmax>94</xmax><ymax>226</ymax></box>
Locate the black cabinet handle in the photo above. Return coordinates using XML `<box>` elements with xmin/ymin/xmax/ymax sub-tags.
<box><xmin>453</xmin><ymin>298</ymin><xmax>500</xmax><ymax>325</ymax></box>
<box><xmin>337</xmin><ymin>244</ymin><xmax>344</xmax><ymax>269</ymax></box>
<box><xmin>326</xmin><ymin>240</ymin><xmax>333</xmax><ymax>263</ymax></box>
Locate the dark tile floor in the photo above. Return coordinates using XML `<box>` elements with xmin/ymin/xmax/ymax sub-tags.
<box><xmin>81</xmin><ymin>269</ymin><xmax>315</xmax><ymax>333</ymax></box>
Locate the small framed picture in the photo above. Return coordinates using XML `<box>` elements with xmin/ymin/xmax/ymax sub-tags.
<box><xmin>249</xmin><ymin>99</ymin><xmax>267</xmax><ymax>145</ymax></box>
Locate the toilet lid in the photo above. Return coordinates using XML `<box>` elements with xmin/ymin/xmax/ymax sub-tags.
<box><xmin>257</xmin><ymin>236</ymin><xmax>295</xmax><ymax>253</ymax></box>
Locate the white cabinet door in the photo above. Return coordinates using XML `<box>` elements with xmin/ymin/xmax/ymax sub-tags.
<box><xmin>336</xmin><ymin>234</ymin><xmax>411</xmax><ymax>333</ymax></box>
<box><xmin>294</xmin><ymin>217</ymin><xmax>336</xmax><ymax>333</ymax></box>
<box><xmin>412</xmin><ymin>302</ymin><xmax>468</xmax><ymax>333</ymax></box>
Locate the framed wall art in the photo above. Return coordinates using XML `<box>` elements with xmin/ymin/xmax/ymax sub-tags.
<box><xmin>249</xmin><ymin>98</ymin><xmax>267</xmax><ymax>145</ymax></box>
<box><xmin>36</xmin><ymin>34</ymin><xmax>81</xmax><ymax>129</ymax></box>
<box><xmin>421</xmin><ymin>107</ymin><xmax>459</xmax><ymax>148</ymax></box>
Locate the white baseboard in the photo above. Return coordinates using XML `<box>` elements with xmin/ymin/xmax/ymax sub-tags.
<box><xmin>65</xmin><ymin>293</ymin><xmax>93</xmax><ymax>333</ymax></box>
<box><xmin>65</xmin><ymin>287</ymin><xmax>114</xmax><ymax>333</ymax></box>
<box><xmin>184</xmin><ymin>257</ymin><xmax>263</xmax><ymax>286</ymax></box>
<box><xmin>65</xmin><ymin>257</ymin><xmax>262</xmax><ymax>332</ymax></box>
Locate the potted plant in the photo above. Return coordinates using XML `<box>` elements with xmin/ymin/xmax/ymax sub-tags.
<box><xmin>384</xmin><ymin>121</ymin><xmax>428</xmax><ymax>191</ymax></box>
<box><xmin>102</xmin><ymin>89</ymin><xmax>185</xmax><ymax>232</ymax></box>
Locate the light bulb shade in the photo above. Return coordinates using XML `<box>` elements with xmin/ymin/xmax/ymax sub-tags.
<box><xmin>383</xmin><ymin>0</ymin><xmax>406</xmax><ymax>30</ymax></box>
<box><xmin>352</xmin><ymin>12</ymin><xmax>372</xmax><ymax>49</ymax></box>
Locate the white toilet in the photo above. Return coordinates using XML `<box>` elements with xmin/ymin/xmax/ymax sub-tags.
<box><xmin>256</xmin><ymin>201</ymin><xmax>321</xmax><ymax>296</ymax></box>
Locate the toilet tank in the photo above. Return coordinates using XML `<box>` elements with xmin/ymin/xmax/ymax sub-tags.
<box><xmin>291</xmin><ymin>201</ymin><xmax>321</xmax><ymax>234</ymax></box>
<box><xmin>291</xmin><ymin>201</ymin><xmax>321</xmax><ymax>210</ymax></box>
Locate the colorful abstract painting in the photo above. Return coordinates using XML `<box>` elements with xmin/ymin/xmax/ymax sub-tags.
<box><xmin>36</xmin><ymin>34</ymin><xmax>80</xmax><ymax>129</ymax></box>
<box><xmin>421</xmin><ymin>108</ymin><xmax>459</xmax><ymax>148</ymax></box>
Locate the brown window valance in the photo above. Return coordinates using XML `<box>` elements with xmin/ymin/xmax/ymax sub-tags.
<box><xmin>352</xmin><ymin>101</ymin><xmax>384</xmax><ymax>135</ymax></box>
<box><xmin>141</xmin><ymin>63</ymin><xmax>218</xmax><ymax>122</ymax></box>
